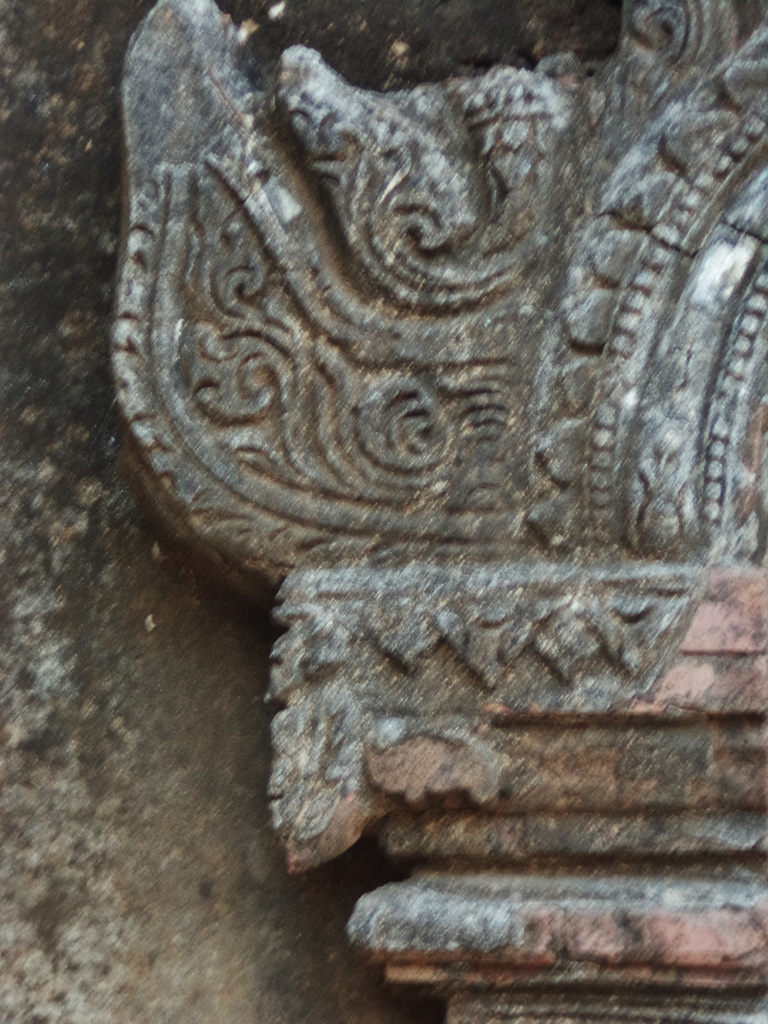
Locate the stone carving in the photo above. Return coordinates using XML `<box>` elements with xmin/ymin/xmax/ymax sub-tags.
<box><xmin>270</xmin><ymin>564</ymin><xmax>765</xmax><ymax>872</ymax></box>
<box><xmin>114</xmin><ymin>1</ymin><xmax>768</xmax><ymax>1021</ymax></box>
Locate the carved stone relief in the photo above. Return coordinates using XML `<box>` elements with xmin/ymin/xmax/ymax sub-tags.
<box><xmin>114</xmin><ymin>0</ymin><xmax>768</xmax><ymax>1020</ymax></box>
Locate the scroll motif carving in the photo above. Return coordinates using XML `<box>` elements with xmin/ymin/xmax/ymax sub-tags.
<box><xmin>115</xmin><ymin>2</ymin><xmax>768</xmax><ymax>1022</ymax></box>
<box><xmin>275</xmin><ymin>47</ymin><xmax>576</xmax><ymax>308</ymax></box>
<box><xmin>115</xmin><ymin>0</ymin><xmax>768</xmax><ymax>585</ymax></box>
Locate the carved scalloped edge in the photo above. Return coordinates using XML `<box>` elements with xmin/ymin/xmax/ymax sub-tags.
<box><xmin>266</xmin><ymin>562</ymin><xmax>706</xmax><ymax>867</ymax></box>
<box><xmin>113</xmin><ymin>177</ymin><xmax>231</xmax><ymax>577</ymax></box>
<box><xmin>269</xmin><ymin>565</ymin><xmax>700</xmax><ymax>701</ymax></box>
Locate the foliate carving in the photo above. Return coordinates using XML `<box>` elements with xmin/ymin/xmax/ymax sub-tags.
<box><xmin>115</xmin><ymin>0</ymin><xmax>768</xmax><ymax>825</ymax></box>
<box><xmin>268</xmin><ymin>563</ymin><xmax>703</xmax><ymax>866</ymax></box>
<box><xmin>116</xmin><ymin>3</ymin><xmax>768</xmax><ymax>1020</ymax></box>
<box><xmin>530</xmin><ymin>20</ymin><xmax>768</xmax><ymax>557</ymax></box>
<box><xmin>275</xmin><ymin>47</ymin><xmax>575</xmax><ymax>308</ymax></box>
<box><xmin>115</xmin><ymin>0</ymin><xmax>768</xmax><ymax>588</ymax></box>
<box><xmin>271</xmin><ymin>565</ymin><xmax>697</xmax><ymax>699</ymax></box>
<box><xmin>269</xmin><ymin>681</ymin><xmax>376</xmax><ymax>871</ymax></box>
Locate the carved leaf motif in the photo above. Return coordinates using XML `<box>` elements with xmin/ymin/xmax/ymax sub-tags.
<box><xmin>660</xmin><ymin>111</ymin><xmax>736</xmax><ymax>175</ymax></box>
<box><xmin>496</xmin><ymin>618</ymin><xmax>536</xmax><ymax>668</ymax></box>
<box><xmin>185</xmin><ymin>324</ymin><xmax>284</xmax><ymax>426</ymax></box>
<box><xmin>603</xmin><ymin>170</ymin><xmax>680</xmax><ymax>231</ymax></box>
<box><xmin>562</xmin><ymin>289</ymin><xmax>616</xmax><ymax>349</ymax></box>
<box><xmin>605</xmin><ymin>597</ymin><xmax>656</xmax><ymax>673</ymax></box>
<box><xmin>434</xmin><ymin>609</ymin><xmax>471</xmax><ymax>657</ymax></box>
<box><xmin>365</xmin><ymin>602</ymin><xmax>440</xmax><ymax>672</ymax></box>
<box><xmin>270</xmin><ymin>605</ymin><xmax>358</xmax><ymax>703</ymax></box>
<box><xmin>367</xmin><ymin>724</ymin><xmax>502</xmax><ymax>806</ymax></box>
<box><xmin>275</xmin><ymin>46</ymin><xmax>486</xmax><ymax>303</ymax></box>
<box><xmin>439</xmin><ymin>611</ymin><xmax>506</xmax><ymax>689</ymax></box>
<box><xmin>184</xmin><ymin>175</ymin><xmax>267</xmax><ymax>326</ymax></box>
<box><xmin>631</xmin><ymin>412</ymin><xmax>697</xmax><ymax>555</ymax></box>
<box><xmin>299</xmin><ymin>625</ymin><xmax>353</xmax><ymax>680</ymax></box>
<box><xmin>526</xmin><ymin>492</ymin><xmax>575</xmax><ymax>549</ymax></box>
<box><xmin>585</xmin><ymin>229</ymin><xmax>644</xmax><ymax>287</ymax></box>
<box><xmin>115</xmin><ymin>0</ymin><xmax>768</xmax><ymax>592</ymax></box>
<box><xmin>269</xmin><ymin>687</ymin><xmax>377</xmax><ymax>868</ymax></box>
<box><xmin>529</xmin><ymin>602</ymin><xmax>601</xmax><ymax>682</ymax></box>
<box><xmin>357</xmin><ymin>378</ymin><xmax>447</xmax><ymax>474</ymax></box>
<box><xmin>628</xmin><ymin>0</ymin><xmax>696</xmax><ymax>61</ymax></box>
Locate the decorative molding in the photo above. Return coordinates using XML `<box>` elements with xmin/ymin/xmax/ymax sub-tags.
<box><xmin>115</xmin><ymin>0</ymin><xmax>768</xmax><ymax>586</ymax></box>
<box><xmin>114</xmin><ymin>1</ymin><xmax>768</xmax><ymax>1020</ymax></box>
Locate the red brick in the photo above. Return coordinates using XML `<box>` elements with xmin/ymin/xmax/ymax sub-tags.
<box><xmin>681</xmin><ymin>569</ymin><xmax>768</xmax><ymax>655</ymax></box>
<box><xmin>366</xmin><ymin>737</ymin><xmax>502</xmax><ymax>805</ymax></box>
<box><xmin>639</xmin><ymin>655</ymin><xmax>768</xmax><ymax>715</ymax></box>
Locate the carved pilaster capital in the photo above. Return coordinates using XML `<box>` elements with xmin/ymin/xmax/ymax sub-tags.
<box><xmin>114</xmin><ymin>0</ymin><xmax>768</xmax><ymax>1017</ymax></box>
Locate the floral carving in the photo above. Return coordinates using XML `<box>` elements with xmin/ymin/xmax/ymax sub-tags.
<box><xmin>113</xmin><ymin>0</ymin><xmax>768</xmax><ymax>865</ymax></box>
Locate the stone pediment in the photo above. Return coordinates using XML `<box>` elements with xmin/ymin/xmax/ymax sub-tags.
<box><xmin>114</xmin><ymin>2</ymin><xmax>768</xmax><ymax>1021</ymax></box>
<box><xmin>116</xmin><ymin>0</ymin><xmax>768</xmax><ymax>582</ymax></box>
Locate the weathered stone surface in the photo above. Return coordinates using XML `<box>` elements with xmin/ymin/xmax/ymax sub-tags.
<box><xmin>109</xmin><ymin>0</ymin><xmax>768</xmax><ymax>1021</ymax></box>
<box><xmin>106</xmin><ymin>0</ymin><xmax>768</xmax><ymax>1020</ymax></box>
<box><xmin>2</xmin><ymin>0</ymin><xmax>570</xmax><ymax>1018</ymax></box>
<box><xmin>350</xmin><ymin>874</ymin><xmax>768</xmax><ymax>983</ymax></box>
